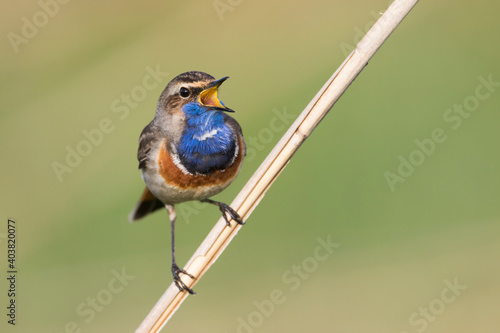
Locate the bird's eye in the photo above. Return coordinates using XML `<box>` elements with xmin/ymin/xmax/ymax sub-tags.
<box><xmin>179</xmin><ymin>87</ymin><xmax>190</xmax><ymax>98</ymax></box>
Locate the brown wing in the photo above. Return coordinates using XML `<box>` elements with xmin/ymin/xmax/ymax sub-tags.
<box><xmin>130</xmin><ymin>121</ymin><xmax>165</xmax><ymax>221</ymax></box>
<box><xmin>137</xmin><ymin>121</ymin><xmax>160</xmax><ymax>169</ymax></box>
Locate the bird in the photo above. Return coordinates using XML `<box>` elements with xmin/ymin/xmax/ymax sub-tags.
<box><xmin>129</xmin><ymin>71</ymin><xmax>246</xmax><ymax>294</ymax></box>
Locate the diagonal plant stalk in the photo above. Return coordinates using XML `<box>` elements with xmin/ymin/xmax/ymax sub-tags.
<box><xmin>135</xmin><ymin>0</ymin><xmax>419</xmax><ymax>331</ymax></box>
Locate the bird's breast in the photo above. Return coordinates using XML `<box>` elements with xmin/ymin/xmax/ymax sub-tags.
<box><xmin>176</xmin><ymin>124</ymin><xmax>236</xmax><ymax>174</ymax></box>
<box><xmin>157</xmin><ymin>136</ymin><xmax>244</xmax><ymax>193</ymax></box>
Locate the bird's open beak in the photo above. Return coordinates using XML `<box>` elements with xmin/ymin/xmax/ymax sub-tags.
<box><xmin>199</xmin><ymin>76</ymin><xmax>235</xmax><ymax>112</ymax></box>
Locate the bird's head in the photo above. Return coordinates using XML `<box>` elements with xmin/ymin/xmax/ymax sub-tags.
<box><xmin>156</xmin><ymin>71</ymin><xmax>234</xmax><ymax>120</ymax></box>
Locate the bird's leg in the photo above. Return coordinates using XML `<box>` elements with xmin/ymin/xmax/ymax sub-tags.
<box><xmin>166</xmin><ymin>204</ymin><xmax>195</xmax><ymax>295</ymax></box>
<box><xmin>201</xmin><ymin>199</ymin><xmax>245</xmax><ymax>226</ymax></box>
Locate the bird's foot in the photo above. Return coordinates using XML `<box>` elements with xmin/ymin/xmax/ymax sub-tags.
<box><xmin>219</xmin><ymin>203</ymin><xmax>245</xmax><ymax>226</ymax></box>
<box><xmin>202</xmin><ymin>199</ymin><xmax>245</xmax><ymax>226</ymax></box>
<box><xmin>171</xmin><ymin>263</ymin><xmax>195</xmax><ymax>294</ymax></box>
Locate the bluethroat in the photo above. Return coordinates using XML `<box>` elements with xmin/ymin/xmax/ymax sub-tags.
<box><xmin>129</xmin><ymin>71</ymin><xmax>246</xmax><ymax>294</ymax></box>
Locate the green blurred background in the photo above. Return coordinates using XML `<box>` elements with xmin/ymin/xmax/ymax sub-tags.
<box><xmin>1</xmin><ymin>0</ymin><xmax>499</xmax><ymax>332</ymax></box>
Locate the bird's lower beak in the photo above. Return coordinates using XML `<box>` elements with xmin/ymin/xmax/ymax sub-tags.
<box><xmin>199</xmin><ymin>77</ymin><xmax>234</xmax><ymax>112</ymax></box>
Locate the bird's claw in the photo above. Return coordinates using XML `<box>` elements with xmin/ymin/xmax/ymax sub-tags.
<box><xmin>219</xmin><ymin>203</ymin><xmax>245</xmax><ymax>226</ymax></box>
<box><xmin>201</xmin><ymin>199</ymin><xmax>245</xmax><ymax>226</ymax></box>
<box><xmin>171</xmin><ymin>264</ymin><xmax>195</xmax><ymax>294</ymax></box>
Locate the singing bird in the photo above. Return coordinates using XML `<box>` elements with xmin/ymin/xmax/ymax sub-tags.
<box><xmin>129</xmin><ymin>71</ymin><xmax>246</xmax><ymax>294</ymax></box>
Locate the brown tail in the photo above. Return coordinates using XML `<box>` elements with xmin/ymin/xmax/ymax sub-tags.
<box><xmin>128</xmin><ymin>187</ymin><xmax>165</xmax><ymax>222</ymax></box>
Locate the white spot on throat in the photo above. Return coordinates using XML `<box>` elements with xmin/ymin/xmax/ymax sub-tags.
<box><xmin>193</xmin><ymin>128</ymin><xmax>219</xmax><ymax>141</ymax></box>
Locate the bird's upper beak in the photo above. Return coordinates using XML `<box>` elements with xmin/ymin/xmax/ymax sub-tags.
<box><xmin>199</xmin><ymin>76</ymin><xmax>235</xmax><ymax>112</ymax></box>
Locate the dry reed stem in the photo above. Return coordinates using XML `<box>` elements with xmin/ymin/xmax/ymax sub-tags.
<box><xmin>136</xmin><ymin>0</ymin><xmax>419</xmax><ymax>331</ymax></box>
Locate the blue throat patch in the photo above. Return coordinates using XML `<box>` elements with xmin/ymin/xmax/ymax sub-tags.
<box><xmin>177</xmin><ymin>102</ymin><xmax>236</xmax><ymax>174</ymax></box>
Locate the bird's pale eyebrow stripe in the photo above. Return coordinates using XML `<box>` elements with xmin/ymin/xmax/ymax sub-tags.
<box><xmin>193</xmin><ymin>128</ymin><xmax>219</xmax><ymax>141</ymax></box>
<box><xmin>175</xmin><ymin>81</ymin><xmax>206</xmax><ymax>90</ymax></box>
